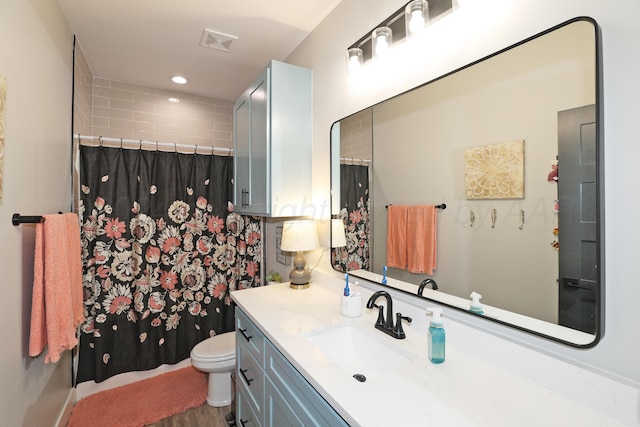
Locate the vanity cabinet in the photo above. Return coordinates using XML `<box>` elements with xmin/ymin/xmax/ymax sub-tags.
<box><xmin>235</xmin><ymin>309</ymin><xmax>347</xmax><ymax>427</ymax></box>
<box><xmin>233</xmin><ymin>60</ymin><xmax>312</xmax><ymax>216</ymax></box>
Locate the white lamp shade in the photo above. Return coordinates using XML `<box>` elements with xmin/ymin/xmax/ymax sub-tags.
<box><xmin>280</xmin><ymin>220</ymin><xmax>319</xmax><ymax>252</ymax></box>
<box><xmin>331</xmin><ymin>219</ymin><xmax>347</xmax><ymax>248</ymax></box>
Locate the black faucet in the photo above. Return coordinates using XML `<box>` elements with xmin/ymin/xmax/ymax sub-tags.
<box><xmin>418</xmin><ymin>278</ymin><xmax>438</xmax><ymax>296</ymax></box>
<box><xmin>366</xmin><ymin>290</ymin><xmax>412</xmax><ymax>339</ymax></box>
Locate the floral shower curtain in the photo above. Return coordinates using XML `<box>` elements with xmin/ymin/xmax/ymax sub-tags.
<box><xmin>332</xmin><ymin>163</ymin><xmax>370</xmax><ymax>272</ymax></box>
<box><xmin>76</xmin><ymin>145</ymin><xmax>262</xmax><ymax>383</ymax></box>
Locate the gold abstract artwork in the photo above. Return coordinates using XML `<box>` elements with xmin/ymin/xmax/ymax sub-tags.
<box><xmin>464</xmin><ymin>140</ymin><xmax>524</xmax><ymax>199</ymax></box>
<box><xmin>0</xmin><ymin>75</ymin><xmax>6</xmax><ymax>205</ymax></box>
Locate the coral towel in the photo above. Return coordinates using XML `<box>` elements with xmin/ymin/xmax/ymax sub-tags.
<box><xmin>406</xmin><ymin>206</ymin><xmax>437</xmax><ymax>275</ymax></box>
<box><xmin>386</xmin><ymin>205</ymin><xmax>409</xmax><ymax>269</ymax></box>
<box><xmin>29</xmin><ymin>213</ymin><xmax>85</xmax><ymax>363</ymax></box>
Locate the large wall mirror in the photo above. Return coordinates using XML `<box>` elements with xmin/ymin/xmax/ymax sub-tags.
<box><xmin>330</xmin><ymin>17</ymin><xmax>602</xmax><ymax>347</ymax></box>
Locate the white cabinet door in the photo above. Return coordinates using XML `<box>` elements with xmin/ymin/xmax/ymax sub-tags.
<box><xmin>233</xmin><ymin>61</ymin><xmax>311</xmax><ymax>217</ymax></box>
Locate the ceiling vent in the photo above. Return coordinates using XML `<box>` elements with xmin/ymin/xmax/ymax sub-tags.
<box><xmin>200</xmin><ymin>29</ymin><xmax>238</xmax><ymax>52</ymax></box>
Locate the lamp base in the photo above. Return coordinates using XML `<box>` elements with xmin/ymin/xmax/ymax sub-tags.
<box><xmin>288</xmin><ymin>251</ymin><xmax>311</xmax><ymax>290</ymax></box>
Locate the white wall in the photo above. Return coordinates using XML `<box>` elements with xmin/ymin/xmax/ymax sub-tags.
<box><xmin>288</xmin><ymin>0</ymin><xmax>640</xmax><ymax>386</ymax></box>
<box><xmin>0</xmin><ymin>0</ymin><xmax>75</xmax><ymax>425</ymax></box>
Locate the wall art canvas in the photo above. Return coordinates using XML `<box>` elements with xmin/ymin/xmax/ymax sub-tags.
<box><xmin>464</xmin><ymin>139</ymin><xmax>524</xmax><ymax>199</ymax></box>
<box><xmin>0</xmin><ymin>75</ymin><xmax>6</xmax><ymax>204</ymax></box>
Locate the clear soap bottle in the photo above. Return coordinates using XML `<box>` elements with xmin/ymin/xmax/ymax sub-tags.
<box><xmin>427</xmin><ymin>307</ymin><xmax>445</xmax><ymax>364</ymax></box>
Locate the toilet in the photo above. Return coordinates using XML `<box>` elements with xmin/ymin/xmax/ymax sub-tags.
<box><xmin>190</xmin><ymin>332</ymin><xmax>236</xmax><ymax>407</ymax></box>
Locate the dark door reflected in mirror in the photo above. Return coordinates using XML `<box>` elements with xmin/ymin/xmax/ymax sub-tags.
<box><xmin>330</xmin><ymin>18</ymin><xmax>602</xmax><ymax>347</ymax></box>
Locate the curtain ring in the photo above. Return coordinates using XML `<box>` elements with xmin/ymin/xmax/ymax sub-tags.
<box><xmin>98</xmin><ymin>136</ymin><xmax>103</xmax><ymax>148</ymax></box>
<box><xmin>194</xmin><ymin>144</ymin><xmax>198</xmax><ymax>155</ymax></box>
<box><xmin>139</xmin><ymin>139</ymin><xmax>143</xmax><ymax>150</ymax></box>
<box><xmin>174</xmin><ymin>142</ymin><xmax>178</xmax><ymax>154</ymax></box>
<box><xmin>155</xmin><ymin>141</ymin><xmax>159</xmax><ymax>152</ymax></box>
<box><xmin>120</xmin><ymin>138</ymin><xmax>123</xmax><ymax>149</ymax></box>
<box><xmin>228</xmin><ymin>147</ymin><xmax>232</xmax><ymax>157</ymax></box>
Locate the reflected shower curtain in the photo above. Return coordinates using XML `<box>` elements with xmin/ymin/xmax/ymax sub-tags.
<box><xmin>76</xmin><ymin>146</ymin><xmax>262</xmax><ymax>383</ymax></box>
<box><xmin>332</xmin><ymin>164</ymin><xmax>370</xmax><ymax>271</ymax></box>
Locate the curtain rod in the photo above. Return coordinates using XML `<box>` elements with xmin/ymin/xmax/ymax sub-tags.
<box><xmin>74</xmin><ymin>134</ymin><xmax>233</xmax><ymax>156</ymax></box>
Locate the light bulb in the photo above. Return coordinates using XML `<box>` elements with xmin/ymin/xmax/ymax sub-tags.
<box><xmin>405</xmin><ymin>0</ymin><xmax>429</xmax><ymax>38</ymax></box>
<box><xmin>372</xmin><ymin>27</ymin><xmax>392</xmax><ymax>59</ymax></box>
<box><xmin>346</xmin><ymin>48</ymin><xmax>363</xmax><ymax>78</ymax></box>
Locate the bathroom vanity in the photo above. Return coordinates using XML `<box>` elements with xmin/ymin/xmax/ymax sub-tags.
<box><xmin>231</xmin><ymin>278</ymin><xmax>620</xmax><ymax>426</ymax></box>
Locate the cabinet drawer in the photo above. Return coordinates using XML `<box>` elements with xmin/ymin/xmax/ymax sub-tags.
<box><xmin>264</xmin><ymin>376</ymin><xmax>305</xmax><ymax>427</ymax></box>
<box><xmin>237</xmin><ymin>379</ymin><xmax>262</xmax><ymax>427</ymax></box>
<box><xmin>237</xmin><ymin>338</ymin><xmax>265</xmax><ymax>418</ymax></box>
<box><xmin>265</xmin><ymin>341</ymin><xmax>348</xmax><ymax>427</ymax></box>
<box><xmin>236</xmin><ymin>309</ymin><xmax>265</xmax><ymax>365</ymax></box>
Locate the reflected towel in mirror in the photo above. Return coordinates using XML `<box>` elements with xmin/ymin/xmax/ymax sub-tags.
<box><xmin>387</xmin><ymin>205</ymin><xmax>437</xmax><ymax>275</ymax></box>
<box><xmin>407</xmin><ymin>205</ymin><xmax>437</xmax><ymax>275</ymax></box>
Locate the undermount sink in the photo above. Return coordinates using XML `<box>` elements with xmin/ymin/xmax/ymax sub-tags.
<box><xmin>304</xmin><ymin>322</ymin><xmax>414</xmax><ymax>379</ymax></box>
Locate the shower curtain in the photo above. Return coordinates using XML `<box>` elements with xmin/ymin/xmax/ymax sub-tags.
<box><xmin>332</xmin><ymin>163</ymin><xmax>370</xmax><ymax>272</ymax></box>
<box><xmin>76</xmin><ymin>145</ymin><xmax>262</xmax><ymax>383</ymax></box>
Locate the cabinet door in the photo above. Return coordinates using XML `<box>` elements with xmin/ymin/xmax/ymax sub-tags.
<box><xmin>234</xmin><ymin>68</ymin><xmax>269</xmax><ymax>215</ymax></box>
<box><xmin>265</xmin><ymin>342</ymin><xmax>348</xmax><ymax>427</ymax></box>
<box><xmin>248</xmin><ymin>69</ymin><xmax>269</xmax><ymax>214</ymax></box>
<box><xmin>237</xmin><ymin>381</ymin><xmax>262</xmax><ymax>427</ymax></box>
<box><xmin>265</xmin><ymin>377</ymin><xmax>305</xmax><ymax>427</ymax></box>
<box><xmin>234</xmin><ymin>94</ymin><xmax>250</xmax><ymax>210</ymax></box>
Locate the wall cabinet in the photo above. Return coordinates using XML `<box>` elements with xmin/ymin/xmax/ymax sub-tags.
<box><xmin>233</xmin><ymin>60</ymin><xmax>312</xmax><ymax>217</ymax></box>
<box><xmin>235</xmin><ymin>309</ymin><xmax>347</xmax><ymax>427</ymax></box>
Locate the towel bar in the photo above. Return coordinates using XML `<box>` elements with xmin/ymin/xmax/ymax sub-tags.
<box><xmin>12</xmin><ymin>213</ymin><xmax>44</xmax><ymax>226</ymax></box>
<box><xmin>385</xmin><ymin>204</ymin><xmax>446</xmax><ymax>210</ymax></box>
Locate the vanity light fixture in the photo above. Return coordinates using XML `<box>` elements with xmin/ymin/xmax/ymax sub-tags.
<box><xmin>405</xmin><ymin>0</ymin><xmax>429</xmax><ymax>37</ymax></box>
<box><xmin>280</xmin><ymin>220</ymin><xmax>320</xmax><ymax>289</ymax></box>
<box><xmin>170</xmin><ymin>75</ymin><xmax>188</xmax><ymax>85</ymax></box>
<box><xmin>372</xmin><ymin>27</ymin><xmax>393</xmax><ymax>59</ymax></box>
<box><xmin>345</xmin><ymin>0</ymin><xmax>455</xmax><ymax>73</ymax></box>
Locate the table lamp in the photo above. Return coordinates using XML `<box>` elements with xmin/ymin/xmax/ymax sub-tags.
<box><xmin>280</xmin><ymin>220</ymin><xmax>319</xmax><ymax>289</ymax></box>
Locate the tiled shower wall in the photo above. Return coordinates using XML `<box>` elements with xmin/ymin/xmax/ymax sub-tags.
<box><xmin>339</xmin><ymin>108</ymin><xmax>372</xmax><ymax>162</ymax></box>
<box><xmin>73</xmin><ymin>44</ymin><xmax>92</xmax><ymax>136</ymax></box>
<box><xmin>73</xmin><ymin>42</ymin><xmax>234</xmax><ymax>151</ymax></box>
<box><xmin>90</xmin><ymin>78</ymin><xmax>233</xmax><ymax>150</ymax></box>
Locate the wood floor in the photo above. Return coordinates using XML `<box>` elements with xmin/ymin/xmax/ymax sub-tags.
<box><xmin>146</xmin><ymin>404</ymin><xmax>234</xmax><ymax>427</ymax></box>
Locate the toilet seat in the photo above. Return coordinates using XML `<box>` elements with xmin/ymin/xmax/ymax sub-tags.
<box><xmin>191</xmin><ymin>332</ymin><xmax>236</xmax><ymax>363</ymax></box>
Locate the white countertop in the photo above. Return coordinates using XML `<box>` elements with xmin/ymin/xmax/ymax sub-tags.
<box><xmin>231</xmin><ymin>280</ymin><xmax>621</xmax><ymax>426</ymax></box>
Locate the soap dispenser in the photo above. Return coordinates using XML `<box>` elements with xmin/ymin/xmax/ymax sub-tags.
<box><xmin>427</xmin><ymin>307</ymin><xmax>445</xmax><ymax>364</ymax></box>
<box><xmin>469</xmin><ymin>291</ymin><xmax>483</xmax><ymax>315</ymax></box>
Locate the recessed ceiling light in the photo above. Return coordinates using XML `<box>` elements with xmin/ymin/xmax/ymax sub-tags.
<box><xmin>171</xmin><ymin>75</ymin><xmax>188</xmax><ymax>84</ymax></box>
<box><xmin>168</xmin><ymin>97</ymin><xmax>180</xmax><ymax>103</ymax></box>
